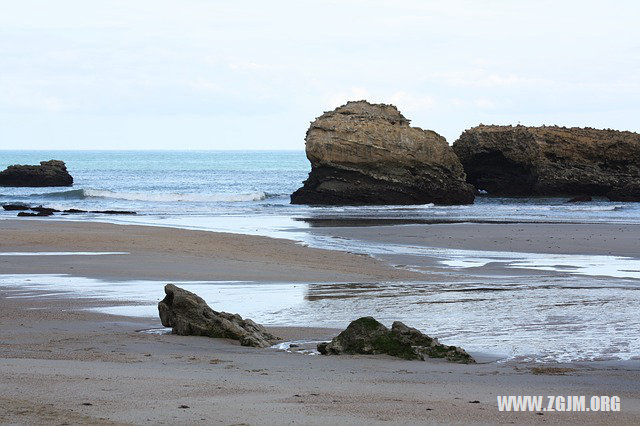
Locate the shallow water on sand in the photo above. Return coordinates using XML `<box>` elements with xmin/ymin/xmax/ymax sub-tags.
<box><xmin>2</xmin><ymin>273</ymin><xmax>639</xmax><ymax>363</ymax></box>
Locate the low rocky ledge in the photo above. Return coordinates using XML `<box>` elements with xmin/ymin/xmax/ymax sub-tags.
<box><xmin>318</xmin><ymin>317</ymin><xmax>475</xmax><ymax>363</ymax></box>
<box><xmin>0</xmin><ymin>160</ymin><xmax>73</xmax><ymax>187</ymax></box>
<box><xmin>453</xmin><ymin>125</ymin><xmax>640</xmax><ymax>201</ymax></box>
<box><xmin>2</xmin><ymin>204</ymin><xmax>136</xmax><ymax>217</ymax></box>
<box><xmin>158</xmin><ymin>284</ymin><xmax>279</xmax><ymax>348</ymax></box>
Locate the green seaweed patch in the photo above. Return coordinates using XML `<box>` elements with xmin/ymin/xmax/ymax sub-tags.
<box><xmin>371</xmin><ymin>334</ymin><xmax>421</xmax><ymax>360</ymax></box>
<box><xmin>420</xmin><ymin>345</ymin><xmax>474</xmax><ymax>363</ymax></box>
<box><xmin>351</xmin><ymin>316</ymin><xmax>384</xmax><ymax>331</ymax></box>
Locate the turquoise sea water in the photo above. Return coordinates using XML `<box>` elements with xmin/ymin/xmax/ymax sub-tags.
<box><xmin>1</xmin><ymin>150</ymin><xmax>639</xmax><ymax>224</ymax></box>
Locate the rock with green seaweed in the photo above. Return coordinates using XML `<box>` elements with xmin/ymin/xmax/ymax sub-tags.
<box><xmin>158</xmin><ymin>284</ymin><xmax>279</xmax><ymax>348</ymax></box>
<box><xmin>317</xmin><ymin>317</ymin><xmax>475</xmax><ymax>364</ymax></box>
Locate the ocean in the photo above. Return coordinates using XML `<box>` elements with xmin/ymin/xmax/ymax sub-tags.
<box><xmin>1</xmin><ymin>150</ymin><xmax>639</xmax><ymax>225</ymax></box>
<box><xmin>1</xmin><ymin>150</ymin><xmax>640</xmax><ymax>363</ymax></box>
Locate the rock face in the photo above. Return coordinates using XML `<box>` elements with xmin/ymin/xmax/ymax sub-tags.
<box><xmin>0</xmin><ymin>160</ymin><xmax>73</xmax><ymax>187</ymax></box>
<box><xmin>158</xmin><ymin>284</ymin><xmax>278</xmax><ymax>348</ymax></box>
<box><xmin>453</xmin><ymin>125</ymin><xmax>640</xmax><ymax>200</ymax></box>
<box><xmin>317</xmin><ymin>317</ymin><xmax>474</xmax><ymax>363</ymax></box>
<box><xmin>291</xmin><ymin>101</ymin><xmax>474</xmax><ymax>205</ymax></box>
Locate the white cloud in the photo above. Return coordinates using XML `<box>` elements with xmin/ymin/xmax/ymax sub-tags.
<box><xmin>388</xmin><ymin>91</ymin><xmax>436</xmax><ymax>111</ymax></box>
<box><xmin>446</xmin><ymin>97</ymin><xmax>498</xmax><ymax>110</ymax></box>
<box><xmin>1</xmin><ymin>0</ymin><xmax>640</xmax><ymax>149</ymax></box>
<box><xmin>429</xmin><ymin>70</ymin><xmax>553</xmax><ymax>88</ymax></box>
<box><xmin>326</xmin><ymin>87</ymin><xmax>372</xmax><ymax>109</ymax></box>
<box><xmin>473</xmin><ymin>98</ymin><xmax>497</xmax><ymax>109</ymax></box>
<box><xmin>228</xmin><ymin>62</ymin><xmax>270</xmax><ymax>71</ymax></box>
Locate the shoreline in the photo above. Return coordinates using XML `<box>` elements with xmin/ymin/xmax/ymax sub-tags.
<box><xmin>307</xmin><ymin>222</ymin><xmax>640</xmax><ymax>258</ymax></box>
<box><xmin>2</xmin><ymin>286</ymin><xmax>639</xmax><ymax>424</ymax></box>
<box><xmin>2</xmin><ymin>218</ymin><xmax>640</xmax><ymax>423</ymax></box>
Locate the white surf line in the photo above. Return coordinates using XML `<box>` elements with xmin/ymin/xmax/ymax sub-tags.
<box><xmin>0</xmin><ymin>252</ymin><xmax>129</xmax><ymax>256</ymax></box>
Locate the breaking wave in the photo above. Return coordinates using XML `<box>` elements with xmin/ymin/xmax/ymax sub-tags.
<box><xmin>33</xmin><ymin>188</ymin><xmax>273</xmax><ymax>203</ymax></box>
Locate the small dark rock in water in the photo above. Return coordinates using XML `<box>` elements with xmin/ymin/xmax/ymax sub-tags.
<box><xmin>31</xmin><ymin>206</ymin><xmax>60</xmax><ymax>214</ymax></box>
<box><xmin>89</xmin><ymin>210</ymin><xmax>137</xmax><ymax>215</ymax></box>
<box><xmin>566</xmin><ymin>195</ymin><xmax>592</xmax><ymax>203</ymax></box>
<box><xmin>0</xmin><ymin>160</ymin><xmax>73</xmax><ymax>187</ymax></box>
<box><xmin>2</xmin><ymin>204</ymin><xmax>30</xmax><ymax>211</ymax></box>
<box><xmin>17</xmin><ymin>211</ymin><xmax>53</xmax><ymax>217</ymax></box>
<box><xmin>317</xmin><ymin>317</ymin><xmax>475</xmax><ymax>364</ymax></box>
<box><xmin>9</xmin><ymin>205</ymin><xmax>137</xmax><ymax>216</ymax></box>
<box><xmin>158</xmin><ymin>284</ymin><xmax>279</xmax><ymax>348</ymax></box>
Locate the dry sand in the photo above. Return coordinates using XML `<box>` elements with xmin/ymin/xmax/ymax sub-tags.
<box><xmin>1</xmin><ymin>219</ymin><xmax>640</xmax><ymax>424</ymax></box>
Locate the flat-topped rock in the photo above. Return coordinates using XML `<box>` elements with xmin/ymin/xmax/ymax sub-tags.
<box><xmin>158</xmin><ymin>284</ymin><xmax>279</xmax><ymax>348</ymax></box>
<box><xmin>0</xmin><ymin>160</ymin><xmax>73</xmax><ymax>187</ymax></box>
<box><xmin>291</xmin><ymin>101</ymin><xmax>474</xmax><ymax>205</ymax></box>
<box><xmin>453</xmin><ymin>125</ymin><xmax>640</xmax><ymax>200</ymax></box>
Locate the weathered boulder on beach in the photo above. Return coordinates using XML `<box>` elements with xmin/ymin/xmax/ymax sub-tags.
<box><xmin>291</xmin><ymin>101</ymin><xmax>474</xmax><ymax>205</ymax></box>
<box><xmin>317</xmin><ymin>317</ymin><xmax>475</xmax><ymax>363</ymax></box>
<box><xmin>158</xmin><ymin>284</ymin><xmax>279</xmax><ymax>348</ymax></box>
<box><xmin>0</xmin><ymin>160</ymin><xmax>73</xmax><ymax>187</ymax></box>
<box><xmin>453</xmin><ymin>125</ymin><xmax>640</xmax><ymax>200</ymax></box>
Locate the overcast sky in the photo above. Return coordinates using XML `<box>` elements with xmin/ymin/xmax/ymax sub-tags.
<box><xmin>1</xmin><ymin>1</ymin><xmax>639</xmax><ymax>150</ymax></box>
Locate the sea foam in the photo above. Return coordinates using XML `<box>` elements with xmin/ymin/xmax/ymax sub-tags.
<box><xmin>34</xmin><ymin>188</ymin><xmax>270</xmax><ymax>203</ymax></box>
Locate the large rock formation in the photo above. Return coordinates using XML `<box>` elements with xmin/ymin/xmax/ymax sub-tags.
<box><xmin>0</xmin><ymin>160</ymin><xmax>73</xmax><ymax>187</ymax></box>
<box><xmin>453</xmin><ymin>125</ymin><xmax>640</xmax><ymax>200</ymax></box>
<box><xmin>291</xmin><ymin>101</ymin><xmax>474</xmax><ymax>205</ymax></box>
<box><xmin>158</xmin><ymin>284</ymin><xmax>279</xmax><ymax>348</ymax></box>
<box><xmin>317</xmin><ymin>317</ymin><xmax>475</xmax><ymax>363</ymax></box>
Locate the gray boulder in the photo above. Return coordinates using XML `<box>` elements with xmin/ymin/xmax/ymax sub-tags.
<box><xmin>317</xmin><ymin>317</ymin><xmax>474</xmax><ymax>363</ymax></box>
<box><xmin>158</xmin><ymin>284</ymin><xmax>279</xmax><ymax>348</ymax></box>
<box><xmin>0</xmin><ymin>160</ymin><xmax>73</xmax><ymax>187</ymax></box>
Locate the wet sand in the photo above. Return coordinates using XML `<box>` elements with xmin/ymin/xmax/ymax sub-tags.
<box><xmin>1</xmin><ymin>288</ymin><xmax>639</xmax><ymax>425</ymax></box>
<box><xmin>308</xmin><ymin>222</ymin><xmax>640</xmax><ymax>258</ymax></box>
<box><xmin>0</xmin><ymin>219</ymin><xmax>421</xmax><ymax>282</ymax></box>
<box><xmin>2</xmin><ymin>219</ymin><xmax>640</xmax><ymax>424</ymax></box>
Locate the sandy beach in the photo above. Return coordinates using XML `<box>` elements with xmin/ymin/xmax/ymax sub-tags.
<box><xmin>1</xmin><ymin>219</ymin><xmax>640</xmax><ymax>424</ymax></box>
<box><xmin>2</xmin><ymin>286</ymin><xmax>639</xmax><ymax>425</ymax></box>
<box><xmin>308</xmin><ymin>222</ymin><xmax>640</xmax><ymax>258</ymax></box>
<box><xmin>0</xmin><ymin>219</ymin><xmax>420</xmax><ymax>282</ymax></box>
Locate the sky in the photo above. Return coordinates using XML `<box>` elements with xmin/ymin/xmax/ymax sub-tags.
<box><xmin>1</xmin><ymin>0</ymin><xmax>639</xmax><ymax>150</ymax></box>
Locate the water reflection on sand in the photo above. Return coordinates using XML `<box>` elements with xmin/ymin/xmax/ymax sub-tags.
<box><xmin>2</xmin><ymin>273</ymin><xmax>638</xmax><ymax>363</ymax></box>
